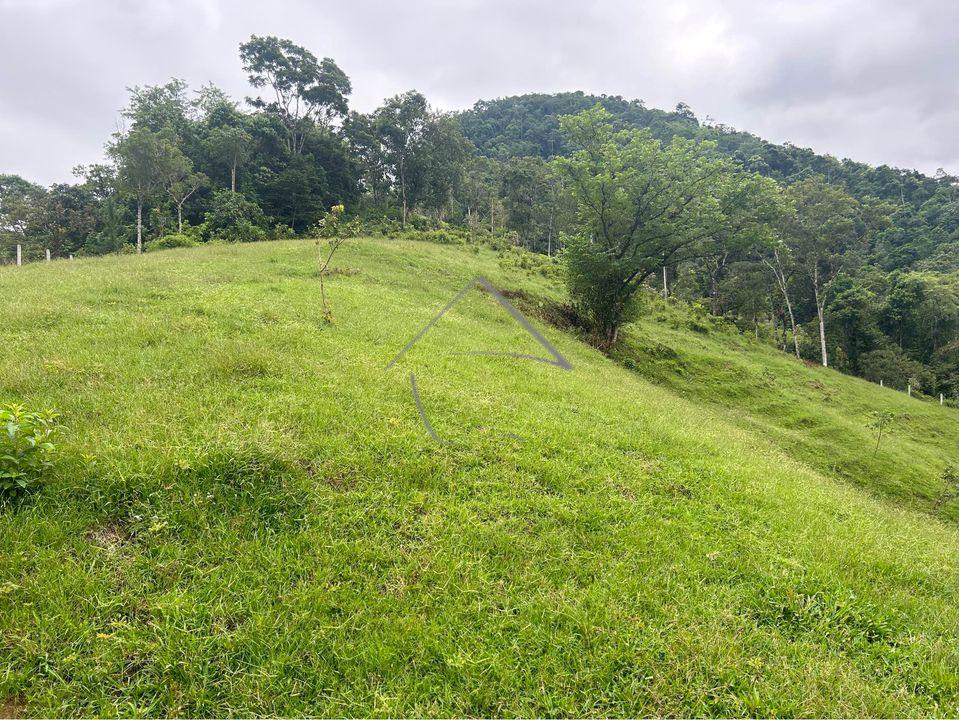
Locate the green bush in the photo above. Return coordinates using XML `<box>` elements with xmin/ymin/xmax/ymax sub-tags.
<box><xmin>205</xmin><ymin>189</ymin><xmax>267</xmax><ymax>242</ymax></box>
<box><xmin>270</xmin><ymin>223</ymin><xmax>296</xmax><ymax>240</ymax></box>
<box><xmin>0</xmin><ymin>403</ymin><xmax>58</xmax><ymax>499</ymax></box>
<box><xmin>146</xmin><ymin>233</ymin><xmax>198</xmax><ymax>252</ymax></box>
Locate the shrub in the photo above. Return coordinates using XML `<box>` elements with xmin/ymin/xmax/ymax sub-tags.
<box><xmin>859</xmin><ymin>346</ymin><xmax>933</xmax><ymax>392</ymax></box>
<box><xmin>563</xmin><ymin>233</ymin><xmax>640</xmax><ymax>349</ymax></box>
<box><xmin>146</xmin><ymin>233</ymin><xmax>198</xmax><ymax>252</ymax></box>
<box><xmin>204</xmin><ymin>189</ymin><xmax>267</xmax><ymax>242</ymax></box>
<box><xmin>0</xmin><ymin>403</ymin><xmax>58</xmax><ymax>499</ymax></box>
<box><xmin>270</xmin><ymin>223</ymin><xmax>296</xmax><ymax>240</ymax></box>
<box><xmin>936</xmin><ymin>465</ymin><xmax>959</xmax><ymax>509</ymax></box>
<box><xmin>310</xmin><ymin>205</ymin><xmax>362</xmax><ymax>240</ymax></box>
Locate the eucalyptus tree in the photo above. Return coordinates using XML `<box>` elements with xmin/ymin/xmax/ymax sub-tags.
<box><xmin>207</xmin><ymin>125</ymin><xmax>252</xmax><ymax>193</ymax></box>
<box><xmin>343</xmin><ymin>111</ymin><xmax>389</xmax><ymax>210</ymax></box>
<box><xmin>784</xmin><ymin>178</ymin><xmax>861</xmax><ymax>367</ymax></box>
<box><xmin>164</xmin><ymin>156</ymin><xmax>207</xmax><ymax>233</ymax></box>
<box><xmin>240</xmin><ymin>35</ymin><xmax>351</xmax><ymax>156</ymax></box>
<box><xmin>760</xmin><ymin>240</ymin><xmax>802</xmax><ymax>358</ymax></box>
<box><xmin>500</xmin><ymin>156</ymin><xmax>553</xmax><ymax>251</ymax></box>
<box><xmin>375</xmin><ymin>91</ymin><xmax>430</xmax><ymax>228</ymax></box>
<box><xmin>111</xmin><ymin>127</ymin><xmax>183</xmax><ymax>252</ymax></box>
<box><xmin>420</xmin><ymin>114</ymin><xmax>472</xmax><ymax>221</ymax></box>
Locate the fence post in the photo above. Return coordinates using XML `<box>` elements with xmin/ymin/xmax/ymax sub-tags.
<box><xmin>908</xmin><ymin>384</ymin><xmax>912</xmax><ymax>397</ymax></box>
<box><xmin>880</xmin><ymin>379</ymin><xmax>883</xmax><ymax>388</ymax></box>
<box><xmin>941</xmin><ymin>393</ymin><xmax>945</xmax><ymax>406</ymax></box>
<box><xmin>16</xmin><ymin>244</ymin><xmax>22</xmax><ymax>266</ymax></box>
<box><xmin>45</xmin><ymin>249</ymin><xmax>51</xmax><ymax>262</ymax></box>
<box><xmin>69</xmin><ymin>254</ymin><xmax>73</xmax><ymax>260</ymax></box>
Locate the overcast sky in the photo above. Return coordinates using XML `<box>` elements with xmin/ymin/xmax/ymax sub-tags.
<box><xmin>2</xmin><ymin>0</ymin><xmax>957</xmax><ymax>185</ymax></box>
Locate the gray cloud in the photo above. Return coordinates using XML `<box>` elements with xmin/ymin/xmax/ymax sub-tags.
<box><xmin>2</xmin><ymin>0</ymin><xmax>958</xmax><ymax>184</ymax></box>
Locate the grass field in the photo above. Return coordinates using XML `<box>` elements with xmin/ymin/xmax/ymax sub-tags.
<box><xmin>3</xmin><ymin>238</ymin><xmax>959</xmax><ymax>716</ymax></box>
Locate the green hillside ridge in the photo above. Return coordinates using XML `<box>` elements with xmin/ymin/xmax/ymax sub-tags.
<box><xmin>2</xmin><ymin>238</ymin><xmax>959</xmax><ymax>716</ymax></box>
<box><xmin>611</xmin><ymin>298</ymin><xmax>959</xmax><ymax>519</ymax></box>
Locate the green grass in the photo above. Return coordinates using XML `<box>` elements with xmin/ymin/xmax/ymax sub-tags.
<box><xmin>614</xmin><ymin>297</ymin><xmax>959</xmax><ymax>519</ymax></box>
<box><xmin>2</xmin><ymin>238</ymin><xmax>959</xmax><ymax>716</ymax></box>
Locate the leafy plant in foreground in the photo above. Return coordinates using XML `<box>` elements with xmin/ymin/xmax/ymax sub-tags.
<box><xmin>0</xmin><ymin>403</ymin><xmax>58</xmax><ymax>499</ymax></box>
<box><xmin>936</xmin><ymin>465</ymin><xmax>959</xmax><ymax>509</ymax></box>
<box><xmin>313</xmin><ymin>204</ymin><xmax>360</xmax><ymax>323</ymax></box>
<box><xmin>868</xmin><ymin>410</ymin><xmax>896</xmax><ymax>457</ymax></box>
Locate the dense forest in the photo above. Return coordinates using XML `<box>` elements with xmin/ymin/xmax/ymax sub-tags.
<box><xmin>3</xmin><ymin>37</ymin><xmax>959</xmax><ymax>397</ymax></box>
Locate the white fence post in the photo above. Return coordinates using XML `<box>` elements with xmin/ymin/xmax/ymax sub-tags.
<box><xmin>908</xmin><ymin>384</ymin><xmax>912</xmax><ymax>397</ymax></box>
<box><xmin>45</xmin><ymin>249</ymin><xmax>51</xmax><ymax>262</ymax></box>
<box><xmin>880</xmin><ymin>379</ymin><xmax>883</xmax><ymax>388</ymax></box>
<box><xmin>16</xmin><ymin>244</ymin><xmax>22</xmax><ymax>266</ymax></box>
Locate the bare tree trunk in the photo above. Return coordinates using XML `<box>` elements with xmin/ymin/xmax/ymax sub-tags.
<box><xmin>662</xmin><ymin>266</ymin><xmax>668</xmax><ymax>299</ymax></box>
<box><xmin>400</xmin><ymin>156</ymin><xmax>408</xmax><ymax>229</ymax></box>
<box><xmin>136</xmin><ymin>199</ymin><xmax>143</xmax><ymax>254</ymax></box>
<box><xmin>813</xmin><ymin>266</ymin><xmax>828</xmax><ymax>367</ymax></box>
<box><xmin>547</xmin><ymin>210</ymin><xmax>554</xmax><ymax>257</ymax></box>
<box><xmin>815</xmin><ymin>298</ymin><xmax>828</xmax><ymax>367</ymax></box>
<box><xmin>177</xmin><ymin>204</ymin><xmax>183</xmax><ymax>234</ymax></box>
<box><xmin>763</xmin><ymin>253</ymin><xmax>800</xmax><ymax>359</ymax></box>
<box><xmin>785</xmin><ymin>293</ymin><xmax>800</xmax><ymax>359</ymax></box>
<box><xmin>231</xmin><ymin>162</ymin><xmax>237</xmax><ymax>193</ymax></box>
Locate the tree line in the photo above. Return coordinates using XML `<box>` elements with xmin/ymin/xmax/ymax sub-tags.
<box><xmin>3</xmin><ymin>39</ymin><xmax>959</xmax><ymax>396</ymax></box>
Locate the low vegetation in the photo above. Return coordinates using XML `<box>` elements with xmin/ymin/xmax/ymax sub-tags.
<box><xmin>0</xmin><ymin>403</ymin><xmax>58</xmax><ymax>499</ymax></box>
<box><xmin>3</xmin><ymin>238</ymin><xmax>959</xmax><ymax>715</ymax></box>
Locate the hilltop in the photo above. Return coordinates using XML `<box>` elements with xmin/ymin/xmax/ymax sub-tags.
<box><xmin>2</xmin><ymin>238</ymin><xmax>959</xmax><ymax>716</ymax></box>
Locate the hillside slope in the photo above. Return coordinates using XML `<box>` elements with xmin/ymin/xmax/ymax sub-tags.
<box><xmin>2</xmin><ymin>239</ymin><xmax>959</xmax><ymax>716</ymax></box>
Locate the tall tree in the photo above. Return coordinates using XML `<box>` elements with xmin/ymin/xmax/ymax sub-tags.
<box><xmin>240</xmin><ymin>35</ymin><xmax>351</xmax><ymax>155</ymax></box>
<box><xmin>761</xmin><ymin>242</ymin><xmax>802</xmax><ymax>358</ymax></box>
<box><xmin>554</xmin><ymin>105</ymin><xmax>780</xmax><ymax>347</ymax></box>
<box><xmin>111</xmin><ymin>128</ymin><xmax>182</xmax><ymax>252</ymax></box>
<box><xmin>376</xmin><ymin>91</ymin><xmax>430</xmax><ymax>227</ymax></box>
<box><xmin>207</xmin><ymin>126</ymin><xmax>252</xmax><ymax>193</ymax></box>
<box><xmin>785</xmin><ymin>178</ymin><xmax>861</xmax><ymax>367</ymax></box>
<box><xmin>164</xmin><ymin>155</ymin><xmax>206</xmax><ymax>233</ymax></box>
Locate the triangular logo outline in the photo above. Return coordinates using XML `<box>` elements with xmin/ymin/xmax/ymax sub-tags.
<box><xmin>385</xmin><ymin>275</ymin><xmax>572</xmax><ymax>370</ymax></box>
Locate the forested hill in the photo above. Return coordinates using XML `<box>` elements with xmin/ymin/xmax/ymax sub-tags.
<box><xmin>5</xmin><ymin>37</ymin><xmax>959</xmax><ymax>398</ymax></box>
<box><xmin>459</xmin><ymin>92</ymin><xmax>959</xmax><ymax>271</ymax></box>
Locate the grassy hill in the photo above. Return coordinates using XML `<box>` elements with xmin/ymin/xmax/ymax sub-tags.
<box><xmin>3</xmin><ymin>238</ymin><xmax>959</xmax><ymax>716</ymax></box>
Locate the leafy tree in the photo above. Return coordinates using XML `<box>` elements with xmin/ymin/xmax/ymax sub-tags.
<box><xmin>784</xmin><ymin>178</ymin><xmax>862</xmax><ymax>366</ymax></box>
<box><xmin>163</xmin><ymin>153</ymin><xmax>206</xmax><ymax>233</ymax></box>
<box><xmin>375</xmin><ymin>91</ymin><xmax>430</xmax><ymax>227</ymax></box>
<box><xmin>124</xmin><ymin>79</ymin><xmax>192</xmax><ymax>134</ymax></box>
<box><xmin>111</xmin><ymin>127</ymin><xmax>183</xmax><ymax>253</ymax></box>
<box><xmin>30</xmin><ymin>183</ymin><xmax>98</xmax><ymax>258</ymax></box>
<box><xmin>204</xmin><ymin>188</ymin><xmax>266</xmax><ymax>242</ymax></box>
<box><xmin>313</xmin><ymin>204</ymin><xmax>359</xmax><ymax>323</ymax></box>
<box><xmin>500</xmin><ymin>156</ymin><xmax>555</xmax><ymax>252</ymax></box>
<box><xmin>420</xmin><ymin>115</ymin><xmax>472</xmax><ymax>220</ymax></box>
<box><xmin>240</xmin><ymin>35</ymin><xmax>351</xmax><ymax>155</ymax></box>
<box><xmin>868</xmin><ymin>410</ymin><xmax>895</xmax><ymax>457</ymax></box>
<box><xmin>0</xmin><ymin>174</ymin><xmax>45</xmax><ymax>261</ymax></box>
<box><xmin>554</xmin><ymin>105</ymin><xmax>780</xmax><ymax>348</ymax></box>
<box><xmin>344</xmin><ymin>111</ymin><xmax>389</xmax><ymax>210</ymax></box>
<box><xmin>206</xmin><ymin>125</ymin><xmax>252</xmax><ymax>193</ymax></box>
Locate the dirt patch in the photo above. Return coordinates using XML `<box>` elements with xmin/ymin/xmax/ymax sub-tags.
<box><xmin>496</xmin><ymin>286</ymin><xmax>581</xmax><ymax>331</ymax></box>
<box><xmin>86</xmin><ymin>523</ymin><xmax>130</xmax><ymax>555</ymax></box>
<box><xmin>1</xmin><ymin>696</ymin><xmax>26</xmax><ymax>719</ymax></box>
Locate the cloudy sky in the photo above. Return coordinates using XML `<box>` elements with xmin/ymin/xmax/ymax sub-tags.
<box><xmin>2</xmin><ymin>0</ymin><xmax>957</xmax><ymax>185</ymax></box>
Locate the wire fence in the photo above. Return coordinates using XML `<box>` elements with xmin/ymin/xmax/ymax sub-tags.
<box><xmin>0</xmin><ymin>244</ymin><xmax>74</xmax><ymax>266</ymax></box>
<box><xmin>2</xmin><ymin>242</ymin><xmax>954</xmax><ymax>408</ymax></box>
